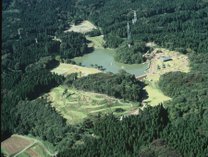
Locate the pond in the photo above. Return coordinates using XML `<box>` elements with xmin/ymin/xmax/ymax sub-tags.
<box><xmin>72</xmin><ymin>48</ymin><xmax>148</xmax><ymax>77</ymax></box>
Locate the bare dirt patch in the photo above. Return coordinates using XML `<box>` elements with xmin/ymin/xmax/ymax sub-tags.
<box><xmin>147</xmin><ymin>48</ymin><xmax>189</xmax><ymax>81</ymax></box>
<box><xmin>1</xmin><ymin>135</ymin><xmax>34</xmax><ymax>156</ymax></box>
<box><xmin>25</xmin><ymin>148</ymin><xmax>39</xmax><ymax>157</ymax></box>
<box><xmin>64</xmin><ymin>20</ymin><xmax>97</xmax><ymax>34</ymax></box>
<box><xmin>1</xmin><ymin>135</ymin><xmax>56</xmax><ymax>157</ymax></box>
<box><xmin>142</xmin><ymin>47</ymin><xmax>190</xmax><ymax>106</ymax></box>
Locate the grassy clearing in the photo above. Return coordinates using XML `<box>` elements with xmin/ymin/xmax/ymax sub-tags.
<box><xmin>143</xmin><ymin>48</ymin><xmax>190</xmax><ymax>106</ymax></box>
<box><xmin>86</xmin><ymin>35</ymin><xmax>105</xmax><ymax>48</ymax></box>
<box><xmin>64</xmin><ymin>20</ymin><xmax>97</xmax><ymax>34</ymax></box>
<box><xmin>46</xmin><ymin>86</ymin><xmax>140</xmax><ymax>124</ymax></box>
<box><xmin>51</xmin><ymin>63</ymin><xmax>101</xmax><ymax>77</ymax></box>
<box><xmin>143</xmin><ymin>82</ymin><xmax>171</xmax><ymax>106</ymax></box>
<box><xmin>1</xmin><ymin>135</ymin><xmax>56</xmax><ymax>157</ymax></box>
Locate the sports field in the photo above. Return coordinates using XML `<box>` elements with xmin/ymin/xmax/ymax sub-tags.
<box><xmin>46</xmin><ymin>86</ymin><xmax>140</xmax><ymax>124</ymax></box>
<box><xmin>51</xmin><ymin>63</ymin><xmax>101</xmax><ymax>77</ymax></box>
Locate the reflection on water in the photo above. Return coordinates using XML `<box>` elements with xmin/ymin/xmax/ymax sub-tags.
<box><xmin>73</xmin><ymin>48</ymin><xmax>148</xmax><ymax>76</ymax></box>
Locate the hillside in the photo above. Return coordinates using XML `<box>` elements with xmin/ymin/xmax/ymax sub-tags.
<box><xmin>1</xmin><ymin>0</ymin><xmax>208</xmax><ymax>157</ymax></box>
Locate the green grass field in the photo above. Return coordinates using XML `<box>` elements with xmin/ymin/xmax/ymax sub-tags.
<box><xmin>46</xmin><ymin>86</ymin><xmax>140</xmax><ymax>124</ymax></box>
<box><xmin>51</xmin><ymin>63</ymin><xmax>101</xmax><ymax>77</ymax></box>
<box><xmin>86</xmin><ymin>35</ymin><xmax>105</xmax><ymax>48</ymax></box>
<box><xmin>143</xmin><ymin>81</ymin><xmax>171</xmax><ymax>106</ymax></box>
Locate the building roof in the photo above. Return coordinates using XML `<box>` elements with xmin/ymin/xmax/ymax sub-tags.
<box><xmin>160</xmin><ymin>56</ymin><xmax>172</xmax><ymax>62</ymax></box>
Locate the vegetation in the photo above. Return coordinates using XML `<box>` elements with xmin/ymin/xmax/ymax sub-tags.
<box><xmin>77</xmin><ymin>0</ymin><xmax>208</xmax><ymax>54</ymax></box>
<box><xmin>86</xmin><ymin>29</ymin><xmax>101</xmax><ymax>37</ymax></box>
<box><xmin>143</xmin><ymin>48</ymin><xmax>189</xmax><ymax>106</ymax></box>
<box><xmin>51</xmin><ymin>63</ymin><xmax>101</xmax><ymax>77</ymax></box>
<box><xmin>158</xmin><ymin>53</ymin><xmax>208</xmax><ymax>156</ymax></box>
<box><xmin>1</xmin><ymin>135</ymin><xmax>56</xmax><ymax>157</ymax></box>
<box><xmin>86</xmin><ymin>35</ymin><xmax>105</xmax><ymax>48</ymax></box>
<box><xmin>59</xmin><ymin>32</ymin><xmax>92</xmax><ymax>58</ymax></box>
<box><xmin>115</xmin><ymin>41</ymin><xmax>150</xmax><ymax>64</ymax></box>
<box><xmin>58</xmin><ymin>105</ymin><xmax>172</xmax><ymax>157</ymax></box>
<box><xmin>47</xmin><ymin>86</ymin><xmax>140</xmax><ymax>124</ymax></box>
<box><xmin>1</xmin><ymin>0</ymin><xmax>208</xmax><ymax>157</ymax></box>
<box><xmin>144</xmin><ymin>85</ymin><xmax>171</xmax><ymax>106</ymax></box>
<box><xmin>73</xmin><ymin>71</ymin><xmax>147</xmax><ymax>102</ymax></box>
<box><xmin>1</xmin><ymin>67</ymin><xmax>64</xmax><ymax>140</ymax></box>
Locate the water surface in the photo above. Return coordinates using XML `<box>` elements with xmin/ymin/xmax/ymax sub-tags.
<box><xmin>73</xmin><ymin>48</ymin><xmax>148</xmax><ymax>76</ymax></box>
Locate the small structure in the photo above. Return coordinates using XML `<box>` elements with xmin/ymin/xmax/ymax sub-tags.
<box><xmin>132</xmin><ymin>10</ymin><xmax>137</xmax><ymax>24</ymax></box>
<box><xmin>136</xmin><ymin>74</ymin><xmax>147</xmax><ymax>81</ymax></box>
<box><xmin>160</xmin><ymin>56</ymin><xmax>172</xmax><ymax>62</ymax></box>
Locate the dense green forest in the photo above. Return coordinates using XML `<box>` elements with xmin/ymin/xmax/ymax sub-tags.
<box><xmin>115</xmin><ymin>41</ymin><xmax>150</xmax><ymax>64</ymax></box>
<box><xmin>1</xmin><ymin>0</ymin><xmax>208</xmax><ymax>156</ymax></box>
<box><xmin>77</xmin><ymin>0</ymin><xmax>208</xmax><ymax>54</ymax></box>
<box><xmin>77</xmin><ymin>0</ymin><xmax>208</xmax><ymax>63</ymax></box>
<box><xmin>73</xmin><ymin>71</ymin><xmax>147</xmax><ymax>102</ymax></box>
<box><xmin>59</xmin><ymin>32</ymin><xmax>92</xmax><ymax>58</ymax></box>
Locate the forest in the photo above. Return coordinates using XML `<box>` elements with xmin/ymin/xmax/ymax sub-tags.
<box><xmin>69</xmin><ymin>0</ymin><xmax>208</xmax><ymax>64</ymax></box>
<box><xmin>77</xmin><ymin>0</ymin><xmax>208</xmax><ymax>54</ymax></box>
<box><xmin>73</xmin><ymin>71</ymin><xmax>147</xmax><ymax>102</ymax></box>
<box><xmin>115</xmin><ymin>41</ymin><xmax>150</xmax><ymax>64</ymax></box>
<box><xmin>1</xmin><ymin>0</ymin><xmax>208</xmax><ymax>156</ymax></box>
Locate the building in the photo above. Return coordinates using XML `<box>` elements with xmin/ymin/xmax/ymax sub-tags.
<box><xmin>160</xmin><ymin>56</ymin><xmax>172</xmax><ymax>62</ymax></box>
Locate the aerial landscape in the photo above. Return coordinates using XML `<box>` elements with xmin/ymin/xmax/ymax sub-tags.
<box><xmin>1</xmin><ymin>0</ymin><xmax>208</xmax><ymax>156</ymax></box>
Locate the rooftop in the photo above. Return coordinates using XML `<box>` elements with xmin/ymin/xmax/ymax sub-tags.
<box><xmin>160</xmin><ymin>56</ymin><xmax>172</xmax><ymax>62</ymax></box>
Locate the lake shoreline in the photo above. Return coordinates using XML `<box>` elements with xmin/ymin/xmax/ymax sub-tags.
<box><xmin>72</xmin><ymin>48</ymin><xmax>148</xmax><ymax>76</ymax></box>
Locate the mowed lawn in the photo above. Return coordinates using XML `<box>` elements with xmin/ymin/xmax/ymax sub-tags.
<box><xmin>51</xmin><ymin>63</ymin><xmax>101</xmax><ymax>77</ymax></box>
<box><xmin>46</xmin><ymin>86</ymin><xmax>140</xmax><ymax>124</ymax></box>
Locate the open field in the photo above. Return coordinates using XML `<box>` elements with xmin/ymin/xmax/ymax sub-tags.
<box><xmin>1</xmin><ymin>135</ymin><xmax>56</xmax><ymax>157</ymax></box>
<box><xmin>146</xmin><ymin>48</ymin><xmax>190</xmax><ymax>82</ymax></box>
<box><xmin>143</xmin><ymin>82</ymin><xmax>171</xmax><ymax>106</ymax></box>
<box><xmin>86</xmin><ymin>35</ymin><xmax>105</xmax><ymax>48</ymax></box>
<box><xmin>1</xmin><ymin>135</ymin><xmax>34</xmax><ymax>157</ymax></box>
<box><xmin>46</xmin><ymin>86</ymin><xmax>140</xmax><ymax>124</ymax></box>
<box><xmin>142</xmin><ymin>48</ymin><xmax>190</xmax><ymax>106</ymax></box>
<box><xmin>64</xmin><ymin>20</ymin><xmax>97</xmax><ymax>34</ymax></box>
<box><xmin>51</xmin><ymin>63</ymin><xmax>101</xmax><ymax>77</ymax></box>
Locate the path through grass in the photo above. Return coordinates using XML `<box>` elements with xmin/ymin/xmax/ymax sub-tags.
<box><xmin>46</xmin><ymin>86</ymin><xmax>140</xmax><ymax>124</ymax></box>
